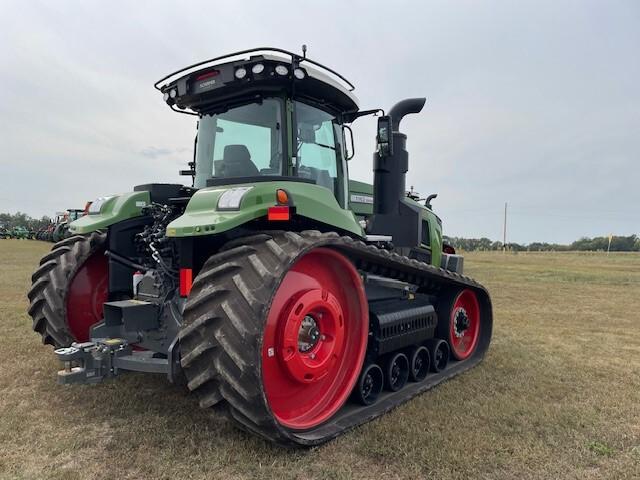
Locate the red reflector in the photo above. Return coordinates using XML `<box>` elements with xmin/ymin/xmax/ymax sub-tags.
<box><xmin>179</xmin><ymin>268</ymin><xmax>193</xmax><ymax>297</ymax></box>
<box><xmin>268</xmin><ymin>205</ymin><xmax>290</xmax><ymax>221</ymax></box>
<box><xmin>195</xmin><ymin>70</ymin><xmax>220</xmax><ymax>81</ymax></box>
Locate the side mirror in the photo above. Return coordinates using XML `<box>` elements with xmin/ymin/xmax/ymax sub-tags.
<box><xmin>376</xmin><ymin>116</ymin><xmax>393</xmax><ymax>156</ymax></box>
<box><xmin>343</xmin><ymin>125</ymin><xmax>355</xmax><ymax>160</ymax></box>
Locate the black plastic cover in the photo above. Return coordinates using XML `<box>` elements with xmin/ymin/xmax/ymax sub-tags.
<box><xmin>368</xmin><ymin>295</ymin><xmax>437</xmax><ymax>356</ymax></box>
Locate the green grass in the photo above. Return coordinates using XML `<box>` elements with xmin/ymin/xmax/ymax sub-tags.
<box><xmin>0</xmin><ymin>241</ymin><xmax>639</xmax><ymax>479</ymax></box>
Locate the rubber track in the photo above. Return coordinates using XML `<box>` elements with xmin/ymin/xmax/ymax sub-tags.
<box><xmin>27</xmin><ymin>232</ymin><xmax>106</xmax><ymax>348</ymax></box>
<box><xmin>179</xmin><ymin>230</ymin><xmax>493</xmax><ymax>446</ymax></box>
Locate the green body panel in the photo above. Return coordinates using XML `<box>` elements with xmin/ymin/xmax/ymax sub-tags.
<box><xmin>402</xmin><ymin>196</ymin><xmax>443</xmax><ymax>268</ymax></box>
<box><xmin>348</xmin><ymin>180</ymin><xmax>374</xmax><ymax>217</ymax></box>
<box><xmin>346</xmin><ymin>180</ymin><xmax>443</xmax><ymax>268</ymax></box>
<box><xmin>69</xmin><ymin>181</ymin><xmax>443</xmax><ymax>267</ymax></box>
<box><xmin>166</xmin><ymin>181</ymin><xmax>363</xmax><ymax>238</ymax></box>
<box><xmin>423</xmin><ymin>208</ymin><xmax>443</xmax><ymax>268</ymax></box>
<box><xmin>68</xmin><ymin>191</ymin><xmax>150</xmax><ymax>234</ymax></box>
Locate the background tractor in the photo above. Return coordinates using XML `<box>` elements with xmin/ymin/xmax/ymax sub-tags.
<box><xmin>51</xmin><ymin>209</ymin><xmax>86</xmax><ymax>242</ymax></box>
<box><xmin>28</xmin><ymin>48</ymin><xmax>492</xmax><ymax>446</ymax></box>
<box><xmin>40</xmin><ymin>222</ymin><xmax>56</xmax><ymax>242</ymax></box>
<box><xmin>10</xmin><ymin>226</ymin><xmax>30</xmax><ymax>239</ymax></box>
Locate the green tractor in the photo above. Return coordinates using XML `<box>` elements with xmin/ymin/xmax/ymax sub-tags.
<box><xmin>51</xmin><ymin>209</ymin><xmax>86</xmax><ymax>243</ymax></box>
<box><xmin>35</xmin><ymin>225</ymin><xmax>47</xmax><ymax>241</ymax></box>
<box><xmin>28</xmin><ymin>48</ymin><xmax>492</xmax><ymax>446</ymax></box>
<box><xmin>11</xmin><ymin>226</ymin><xmax>30</xmax><ymax>239</ymax></box>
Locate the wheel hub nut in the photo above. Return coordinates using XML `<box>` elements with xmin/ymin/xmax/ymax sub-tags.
<box><xmin>298</xmin><ymin>315</ymin><xmax>321</xmax><ymax>353</ymax></box>
<box><xmin>454</xmin><ymin>308</ymin><xmax>470</xmax><ymax>337</ymax></box>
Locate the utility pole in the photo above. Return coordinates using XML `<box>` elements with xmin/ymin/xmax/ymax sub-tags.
<box><xmin>503</xmin><ymin>202</ymin><xmax>507</xmax><ymax>252</ymax></box>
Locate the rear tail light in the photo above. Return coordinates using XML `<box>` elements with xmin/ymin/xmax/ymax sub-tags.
<box><xmin>195</xmin><ymin>70</ymin><xmax>220</xmax><ymax>81</ymax></box>
<box><xmin>179</xmin><ymin>268</ymin><xmax>193</xmax><ymax>297</ymax></box>
<box><xmin>268</xmin><ymin>206</ymin><xmax>290</xmax><ymax>221</ymax></box>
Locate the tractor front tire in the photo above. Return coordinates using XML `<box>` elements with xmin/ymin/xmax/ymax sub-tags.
<box><xmin>27</xmin><ymin>232</ymin><xmax>108</xmax><ymax>348</ymax></box>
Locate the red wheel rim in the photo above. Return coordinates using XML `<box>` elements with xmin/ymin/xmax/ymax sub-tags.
<box><xmin>449</xmin><ymin>289</ymin><xmax>480</xmax><ymax>360</ymax></box>
<box><xmin>262</xmin><ymin>248</ymin><xmax>368</xmax><ymax>430</ymax></box>
<box><xmin>66</xmin><ymin>250</ymin><xmax>109</xmax><ymax>342</ymax></box>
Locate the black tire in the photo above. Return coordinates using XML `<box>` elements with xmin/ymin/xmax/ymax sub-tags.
<box><xmin>27</xmin><ymin>232</ymin><xmax>106</xmax><ymax>347</ymax></box>
<box><xmin>408</xmin><ymin>345</ymin><xmax>430</xmax><ymax>382</ymax></box>
<box><xmin>351</xmin><ymin>363</ymin><xmax>384</xmax><ymax>406</ymax></box>
<box><xmin>383</xmin><ymin>352</ymin><xmax>409</xmax><ymax>392</ymax></box>
<box><xmin>179</xmin><ymin>231</ymin><xmax>368</xmax><ymax>445</ymax></box>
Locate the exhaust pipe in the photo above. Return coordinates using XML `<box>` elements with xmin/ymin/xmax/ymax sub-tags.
<box><xmin>388</xmin><ymin>97</ymin><xmax>426</xmax><ymax>132</ymax></box>
<box><xmin>373</xmin><ymin>98</ymin><xmax>426</xmax><ymax>216</ymax></box>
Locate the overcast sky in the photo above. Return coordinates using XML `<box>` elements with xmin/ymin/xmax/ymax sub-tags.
<box><xmin>1</xmin><ymin>0</ymin><xmax>638</xmax><ymax>243</ymax></box>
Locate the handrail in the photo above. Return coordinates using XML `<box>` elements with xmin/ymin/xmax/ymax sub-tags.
<box><xmin>154</xmin><ymin>47</ymin><xmax>355</xmax><ymax>92</ymax></box>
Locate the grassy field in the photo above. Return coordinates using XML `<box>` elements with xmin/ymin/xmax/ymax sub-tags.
<box><xmin>0</xmin><ymin>240</ymin><xmax>639</xmax><ymax>480</ymax></box>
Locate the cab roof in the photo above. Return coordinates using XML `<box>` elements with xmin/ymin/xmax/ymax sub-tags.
<box><xmin>155</xmin><ymin>47</ymin><xmax>359</xmax><ymax>116</ymax></box>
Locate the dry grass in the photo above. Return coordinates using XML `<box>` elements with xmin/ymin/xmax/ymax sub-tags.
<box><xmin>0</xmin><ymin>240</ymin><xmax>639</xmax><ymax>480</ymax></box>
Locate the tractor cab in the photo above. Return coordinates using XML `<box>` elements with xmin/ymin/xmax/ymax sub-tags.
<box><xmin>156</xmin><ymin>48</ymin><xmax>359</xmax><ymax>207</ymax></box>
<box><xmin>67</xmin><ymin>209</ymin><xmax>85</xmax><ymax>222</ymax></box>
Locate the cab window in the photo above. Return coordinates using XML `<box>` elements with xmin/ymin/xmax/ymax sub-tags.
<box><xmin>194</xmin><ymin>98</ymin><xmax>284</xmax><ymax>188</ymax></box>
<box><xmin>294</xmin><ymin>101</ymin><xmax>343</xmax><ymax>201</ymax></box>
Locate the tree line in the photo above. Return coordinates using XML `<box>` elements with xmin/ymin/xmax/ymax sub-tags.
<box><xmin>0</xmin><ymin>212</ymin><xmax>52</xmax><ymax>230</ymax></box>
<box><xmin>444</xmin><ymin>235</ymin><xmax>640</xmax><ymax>252</ymax></box>
<box><xmin>2</xmin><ymin>211</ymin><xmax>638</xmax><ymax>251</ymax></box>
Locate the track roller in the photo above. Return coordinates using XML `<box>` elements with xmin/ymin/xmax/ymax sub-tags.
<box><xmin>408</xmin><ymin>346</ymin><xmax>430</xmax><ymax>382</ymax></box>
<box><xmin>426</xmin><ymin>339</ymin><xmax>450</xmax><ymax>373</ymax></box>
<box><xmin>352</xmin><ymin>363</ymin><xmax>384</xmax><ymax>405</ymax></box>
<box><xmin>384</xmin><ymin>352</ymin><xmax>409</xmax><ymax>392</ymax></box>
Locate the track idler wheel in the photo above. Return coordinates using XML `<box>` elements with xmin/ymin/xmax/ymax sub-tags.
<box><xmin>352</xmin><ymin>363</ymin><xmax>384</xmax><ymax>405</ymax></box>
<box><xmin>426</xmin><ymin>339</ymin><xmax>450</xmax><ymax>373</ymax></box>
<box><xmin>408</xmin><ymin>346</ymin><xmax>430</xmax><ymax>382</ymax></box>
<box><xmin>384</xmin><ymin>352</ymin><xmax>409</xmax><ymax>392</ymax></box>
<box><xmin>436</xmin><ymin>288</ymin><xmax>481</xmax><ymax>361</ymax></box>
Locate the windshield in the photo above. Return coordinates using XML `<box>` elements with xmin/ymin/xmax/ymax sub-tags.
<box><xmin>194</xmin><ymin>98</ymin><xmax>284</xmax><ymax>188</ymax></box>
<box><xmin>295</xmin><ymin>101</ymin><xmax>343</xmax><ymax>198</ymax></box>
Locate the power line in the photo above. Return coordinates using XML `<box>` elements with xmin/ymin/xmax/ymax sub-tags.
<box><xmin>503</xmin><ymin>202</ymin><xmax>507</xmax><ymax>251</ymax></box>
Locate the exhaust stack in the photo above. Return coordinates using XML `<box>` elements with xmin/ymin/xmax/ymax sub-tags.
<box><xmin>373</xmin><ymin>98</ymin><xmax>426</xmax><ymax>216</ymax></box>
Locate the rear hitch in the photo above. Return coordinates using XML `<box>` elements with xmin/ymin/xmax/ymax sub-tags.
<box><xmin>54</xmin><ymin>336</ymin><xmax>180</xmax><ymax>385</ymax></box>
<box><xmin>54</xmin><ymin>339</ymin><xmax>132</xmax><ymax>385</ymax></box>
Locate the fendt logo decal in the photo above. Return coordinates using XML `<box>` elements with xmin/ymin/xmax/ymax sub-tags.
<box><xmin>350</xmin><ymin>194</ymin><xmax>373</xmax><ymax>204</ymax></box>
<box><xmin>199</xmin><ymin>79</ymin><xmax>217</xmax><ymax>89</ymax></box>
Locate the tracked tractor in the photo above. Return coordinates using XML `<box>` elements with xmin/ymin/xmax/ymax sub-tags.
<box><xmin>28</xmin><ymin>48</ymin><xmax>492</xmax><ymax>446</ymax></box>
